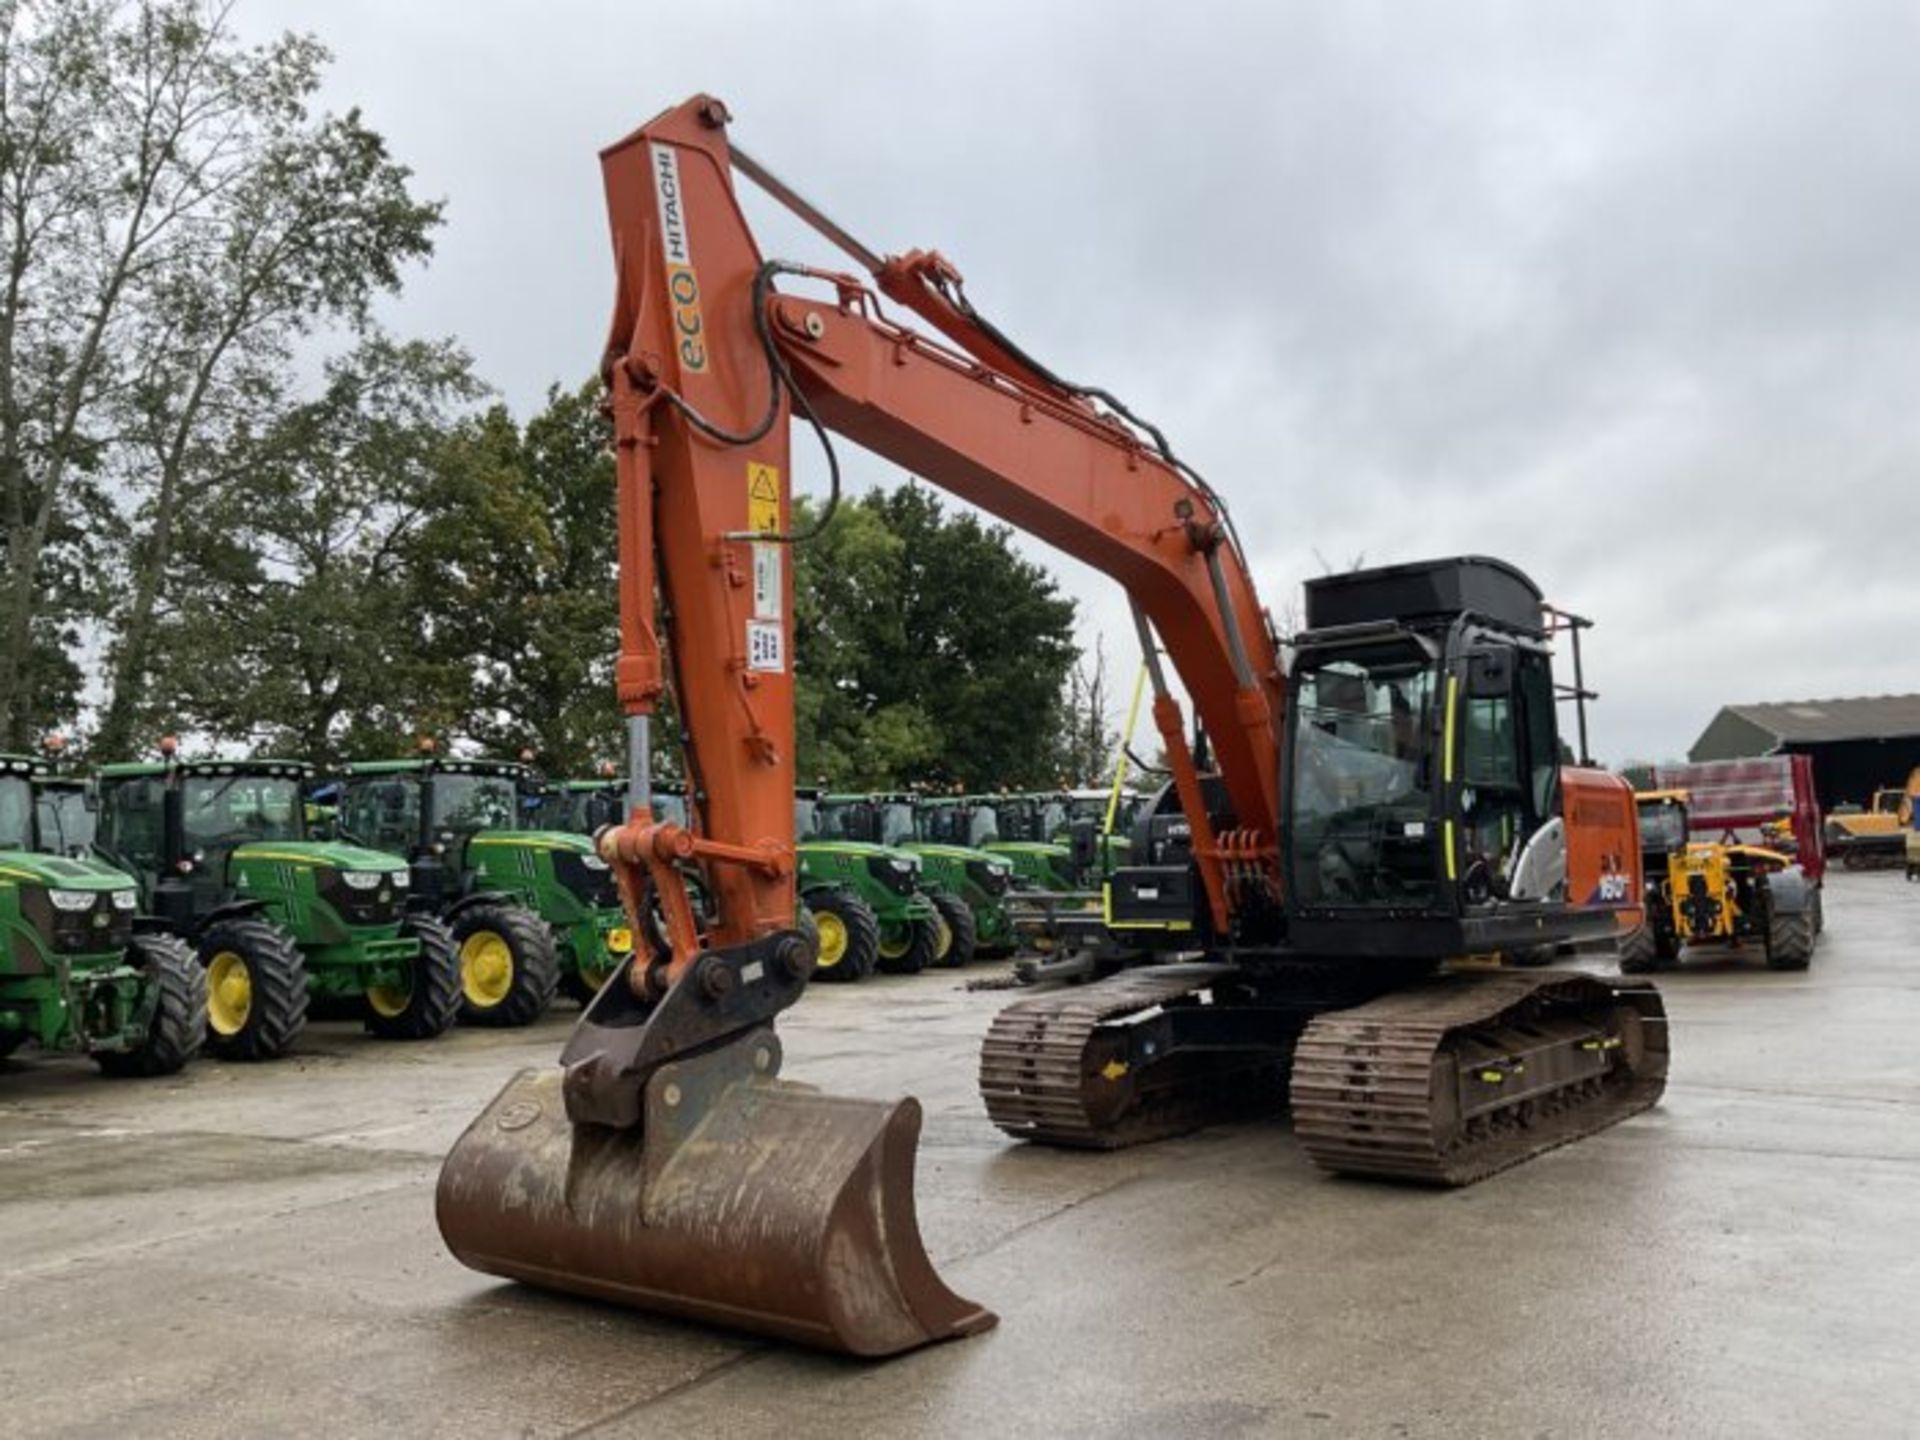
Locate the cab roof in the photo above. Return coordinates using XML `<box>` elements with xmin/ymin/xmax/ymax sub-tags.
<box><xmin>0</xmin><ymin>753</ymin><xmax>47</xmax><ymax>777</ymax></box>
<box><xmin>342</xmin><ymin>758</ymin><xmax>529</xmax><ymax>779</ymax></box>
<box><xmin>97</xmin><ymin>758</ymin><xmax>313</xmax><ymax>779</ymax></box>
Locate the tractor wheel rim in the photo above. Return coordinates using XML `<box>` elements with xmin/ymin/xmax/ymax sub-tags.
<box><xmin>460</xmin><ymin>931</ymin><xmax>515</xmax><ymax>1008</ymax></box>
<box><xmin>206</xmin><ymin>951</ymin><xmax>252</xmax><ymax>1036</ymax></box>
<box><xmin>815</xmin><ymin>912</ymin><xmax>850</xmax><ymax>968</ymax></box>
<box><xmin>367</xmin><ymin>978</ymin><xmax>412</xmax><ymax>1018</ymax></box>
<box><xmin>877</xmin><ymin>928</ymin><xmax>910</xmax><ymax>959</ymax></box>
<box><xmin>933</xmin><ymin>915</ymin><xmax>953</xmax><ymax>960</ymax></box>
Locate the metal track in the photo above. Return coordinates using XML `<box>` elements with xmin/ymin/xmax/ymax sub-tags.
<box><xmin>1290</xmin><ymin>969</ymin><xmax>1668</xmax><ymax>1186</ymax></box>
<box><xmin>978</xmin><ymin>965</ymin><xmax>1294</xmax><ymax>1149</ymax></box>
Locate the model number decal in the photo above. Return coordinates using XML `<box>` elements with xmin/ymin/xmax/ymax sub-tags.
<box><xmin>650</xmin><ymin>142</ymin><xmax>707</xmax><ymax>373</ymax></box>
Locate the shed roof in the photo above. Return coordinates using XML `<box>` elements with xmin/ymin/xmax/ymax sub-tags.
<box><xmin>1709</xmin><ymin>695</ymin><xmax>1920</xmax><ymax>746</ymax></box>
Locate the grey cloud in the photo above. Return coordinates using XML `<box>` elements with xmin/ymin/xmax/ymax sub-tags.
<box><xmin>239</xmin><ymin>0</ymin><xmax>1920</xmax><ymax>765</ymax></box>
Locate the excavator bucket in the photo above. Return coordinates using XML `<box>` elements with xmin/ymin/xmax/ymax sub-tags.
<box><xmin>437</xmin><ymin>1018</ymin><xmax>996</xmax><ymax>1357</ymax></box>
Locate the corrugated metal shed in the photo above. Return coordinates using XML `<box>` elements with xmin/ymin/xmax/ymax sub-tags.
<box><xmin>1691</xmin><ymin>695</ymin><xmax>1920</xmax><ymax>753</ymax></box>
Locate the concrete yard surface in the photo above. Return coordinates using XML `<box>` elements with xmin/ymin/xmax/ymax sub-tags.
<box><xmin>2</xmin><ymin>871</ymin><xmax>1916</xmax><ymax>1438</ymax></box>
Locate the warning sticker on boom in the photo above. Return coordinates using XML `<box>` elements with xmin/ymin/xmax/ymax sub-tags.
<box><xmin>746</xmin><ymin>620</ymin><xmax>784</xmax><ymax>672</ymax></box>
<box><xmin>747</xmin><ymin>462</ymin><xmax>781</xmax><ymax>533</ymax></box>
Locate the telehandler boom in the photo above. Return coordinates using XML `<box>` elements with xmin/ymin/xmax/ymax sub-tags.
<box><xmin>438</xmin><ymin>95</ymin><xmax>1667</xmax><ymax>1358</ymax></box>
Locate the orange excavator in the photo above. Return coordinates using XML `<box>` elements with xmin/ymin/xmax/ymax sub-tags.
<box><xmin>436</xmin><ymin>95</ymin><xmax>1668</xmax><ymax>1358</ymax></box>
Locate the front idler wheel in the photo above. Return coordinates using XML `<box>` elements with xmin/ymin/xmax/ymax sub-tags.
<box><xmin>451</xmin><ymin>903</ymin><xmax>559</xmax><ymax>1027</ymax></box>
<box><xmin>198</xmin><ymin>918</ymin><xmax>309</xmax><ymax>1061</ymax></box>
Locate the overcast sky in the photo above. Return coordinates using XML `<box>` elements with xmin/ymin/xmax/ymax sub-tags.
<box><xmin>237</xmin><ymin>0</ymin><xmax>1920</xmax><ymax>766</ymax></box>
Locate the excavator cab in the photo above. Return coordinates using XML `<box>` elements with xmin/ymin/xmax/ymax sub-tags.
<box><xmin>1282</xmin><ymin>557</ymin><xmax>1640</xmax><ymax>961</ymax></box>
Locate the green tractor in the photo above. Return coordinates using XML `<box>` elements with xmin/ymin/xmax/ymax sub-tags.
<box><xmin>537</xmin><ymin>777</ymin><xmax>627</xmax><ymax>837</ymax></box>
<box><xmin>795</xmin><ymin>790</ymin><xmax>950</xmax><ymax>978</ymax></box>
<box><xmin>93</xmin><ymin>756</ymin><xmax>456</xmax><ymax>1059</ymax></box>
<box><xmin>965</xmin><ymin>793</ymin><xmax>1080</xmax><ymax>892</ymax></box>
<box><xmin>549</xmin><ymin>779</ymin><xmax>840</xmax><ymax>987</ymax></box>
<box><xmin>0</xmin><ymin>754</ymin><xmax>205</xmax><ymax>1077</ymax></box>
<box><xmin>906</xmin><ymin>795</ymin><xmax>1021</xmax><ymax>957</ymax></box>
<box><xmin>336</xmin><ymin>759</ymin><xmax>629</xmax><ymax>1016</ymax></box>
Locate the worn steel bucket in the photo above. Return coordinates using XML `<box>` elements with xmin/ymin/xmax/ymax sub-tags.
<box><xmin>436</xmin><ymin>1025</ymin><xmax>996</xmax><ymax>1357</ymax></box>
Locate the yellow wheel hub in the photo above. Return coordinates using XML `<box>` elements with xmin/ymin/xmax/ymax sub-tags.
<box><xmin>460</xmin><ymin>931</ymin><xmax>515</xmax><ymax>1008</ymax></box>
<box><xmin>933</xmin><ymin>914</ymin><xmax>953</xmax><ymax>960</ymax></box>
<box><xmin>815</xmin><ymin>911</ymin><xmax>850</xmax><ymax>969</ymax></box>
<box><xmin>878</xmin><ymin>928</ymin><xmax>910</xmax><ymax>959</ymax></box>
<box><xmin>206</xmin><ymin>951</ymin><xmax>252</xmax><ymax>1036</ymax></box>
<box><xmin>366</xmin><ymin>978</ymin><xmax>412</xmax><ymax>1018</ymax></box>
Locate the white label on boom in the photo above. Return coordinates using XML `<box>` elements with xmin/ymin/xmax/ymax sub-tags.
<box><xmin>752</xmin><ymin>543</ymin><xmax>783</xmax><ymax>620</ymax></box>
<box><xmin>747</xmin><ymin>620</ymin><xmax>784</xmax><ymax>672</ymax></box>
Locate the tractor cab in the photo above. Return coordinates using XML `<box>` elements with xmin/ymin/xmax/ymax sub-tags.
<box><xmin>337</xmin><ymin>758</ymin><xmax>628</xmax><ymax>1018</ymax></box>
<box><xmin>337</xmin><ymin>759</ymin><xmax>530</xmax><ymax>908</ymax></box>
<box><xmin>1634</xmin><ymin>790</ymin><xmax>1692</xmax><ymax>861</ymax></box>
<box><xmin>816</xmin><ymin>793</ymin><xmax>917</xmax><ymax>849</ymax></box>
<box><xmin>32</xmin><ymin>774</ymin><xmax>96</xmax><ymax>857</ymax></box>
<box><xmin>1272</xmin><ymin>556</ymin><xmax>1640</xmax><ymax>961</ymax></box>
<box><xmin>94</xmin><ymin>758</ymin><xmax>374</xmax><ymax>928</ymax></box>
<box><xmin>914</xmin><ymin>797</ymin><xmax>999</xmax><ymax>850</ymax></box>
<box><xmin>539</xmin><ymin>779</ymin><xmax>628</xmax><ymax>837</ymax></box>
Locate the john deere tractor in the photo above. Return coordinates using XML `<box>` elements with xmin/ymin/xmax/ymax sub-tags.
<box><xmin>795</xmin><ymin>790</ymin><xmax>947</xmax><ymax>977</ymax></box>
<box><xmin>337</xmin><ymin>759</ymin><xmax>630</xmax><ymax>1017</ymax></box>
<box><xmin>1623</xmin><ymin>788</ymin><xmax>1820</xmax><ymax>972</ymax></box>
<box><xmin>906</xmin><ymin>796</ymin><xmax>1021</xmax><ymax>957</ymax></box>
<box><xmin>93</xmin><ymin>756</ymin><xmax>456</xmax><ymax>1058</ymax></box>
<box><xmin>0</xmin><ymin>755</ymin><xmax>204</xmax><ymax>1076</ymax></box>
<box><xmin>537</xmin><ymin>778</ymin><xmax>627</xmax><ymax>837</ymax></box>
<box><xmin>961</xmin><ymin>793</ymin><xmax>1073</xmax><ymax>891</ymax></box>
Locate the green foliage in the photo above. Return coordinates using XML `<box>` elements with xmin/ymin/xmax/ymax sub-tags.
<box><xmin>0</xmin><ymin>0</ymin><xmax>441</xmax><ymax>751</ymax></box>
<box><xmin>140</xmin><ymin>336</ymin><xmax>482</xmax><ymax>762</ymax></box>
<box><xmin>792</xmin><ymin>484</ymin><xmax>1078</xmax><ymax>790</ymax></box>
<box><xmin>407</xmin><ymin>383</ymin><xmax>622</xmax><ymax>774</ymax></box>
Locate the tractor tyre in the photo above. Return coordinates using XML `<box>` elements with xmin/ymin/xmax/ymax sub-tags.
<box><xmin>1507</xmin><ymin>944</ymin><xmax>1556</xmax><ymax>968</ymax></box>
<box><xmin>804</xmin><ymin>888</ymin><xmax>879</xmax><ymax>983</ymax></box>
<box><xmin>1810</xmin><ymin>885</ymin><xmax>1825</xmax><ymax>935</ymax></box>
<box><xmin>0</xmin><ymin>1034</ymin><xmax>23</xmax><ymax>1060</ymax></box>
<box><xmin>559</xmin><ymin>942</ymin><xmax>610</xmax><ymax>1007</ymax></box>
<box><xmin>1764</xmin><ymin>910</ymin><xmax>1814</xmax><ymax>971</ymax></box>
<box><xmin>98</xmin><ymin>934</ymin><xmax>206</xmax><ymax>1078</ymax></box>
<box><xmin>793</xmin><ymin>902</ymin><xmax>820</xmax><ymax>957</ymax></box>
<box><xmin>366</xmin><ymin>915</ymin><xmax>462</xmax><ymax>1040</ymax></box>
<box><xmin>199</xmin><ymin>919</ymin><xmax>309</xmax><ymax>1062</ymax></box>
<box><xmin>875</xmin><ymin>915</ymin><xmax>942</xmax><ymax>976</ymax></box>
<box><xmin>1619</xmin><ymin>925</ymin><xmax>1661</xmax><ymax>974</ymax></box>
<box><xmin>928</xmin><ymin>891</ymin><xmax>976</xmax><ymax>968</ymax></box>
<box><xmin>451</xmin><ymin>904</ymin><xmax>559</xmax><ymax>1027</ymax></box>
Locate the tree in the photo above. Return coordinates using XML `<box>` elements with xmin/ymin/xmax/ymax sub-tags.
<box><xmin>790</xmin><ymin>483</ymin><xmax>1078</xmax><ymax>789</ymax></box>
<box><xmin>0</xmin><ymin>0</ymin><xmax>441</xmax><ymax>749</ymax></box>
<box><xmin>407</xmin><ymin>382</ymin><xmax>623</xmax><ymax>774</ymax></box>
<box><xmin>1054</xmin><ymin>634</ymin><xmax>1121</xmax><ymax>787</ymax></box>
<box><xmin>140</xmin><ymin>336</ymin><xmax>480</xmax><ymax>762</ymax></box>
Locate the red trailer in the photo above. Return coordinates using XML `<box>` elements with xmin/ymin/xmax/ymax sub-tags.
<box><xmin>1651</xmin><ymin>755</ymin><xmax>1825</xmax><ymax>883</ymax></box>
